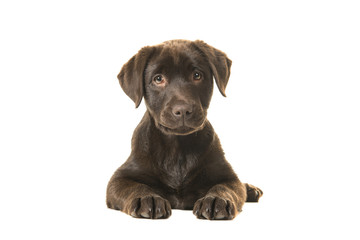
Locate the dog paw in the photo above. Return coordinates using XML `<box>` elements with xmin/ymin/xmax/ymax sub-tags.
<box><xmin>129</xmin><ymin>196</ymin><xmax>172</xmax><ymax>219</ymax></box>
<box><xmin>245</xmin><ymin>183</ymin><xmax>263</xmax><ymax>202</ymax></box>
<box><xmin>193</xmin><ymin>196</ymin><xmax>236</xmax><ymax>220</ymax></box>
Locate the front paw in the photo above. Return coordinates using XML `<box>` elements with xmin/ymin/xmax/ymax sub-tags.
<box><xmin>129</xmin><ymin>196</ymin><xmax>171</xmax><ymax>219</ymax></box>
<box><xmin>193</xmin><ymin>196</ymin><xmax>237</xmax><ymax>220</ymax></box>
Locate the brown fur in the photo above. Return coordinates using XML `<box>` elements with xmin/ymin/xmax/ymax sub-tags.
<box><xmin>106</xmin><ymin>40</ymin><xmax>262</xmax><ymax>220</ymax></box>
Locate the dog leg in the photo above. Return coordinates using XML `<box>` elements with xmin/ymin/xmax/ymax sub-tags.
<box><xmin>106</xmin><ymin>178</ymin><xmax>171</xmax><ymax>219</ymax></box>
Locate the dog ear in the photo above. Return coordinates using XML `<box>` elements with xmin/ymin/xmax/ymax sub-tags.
<box><xmin>193</xmin><ymin>40</ymin><xmax>232</xmax><ymax>97</ymax></box>
<box><xmin>117</xmin><ymin>46</ymin><xmax>154</xmax><ymax>108</ymax></box>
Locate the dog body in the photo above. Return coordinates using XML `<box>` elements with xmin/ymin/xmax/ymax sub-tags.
<box><xmin>106</xmin><ymin>40</ymin><xmax>262</xmax><ymax>220</ymax></box>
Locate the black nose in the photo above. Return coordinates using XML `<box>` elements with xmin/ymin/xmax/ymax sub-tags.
<box><xmin>172</xmin><ymin>104</ymin><xmax>193</xmax><ymax>118</ymax></box>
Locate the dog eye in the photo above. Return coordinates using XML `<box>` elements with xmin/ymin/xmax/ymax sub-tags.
<box><xmin>153</xmin><ymin>75</ymin><xmax>165</xmax><ymax>84</ymax></box>
<box><xmin>193</xmin><ymin>72</ymin><xmax>202</xmax><ymax>81</ymax></box>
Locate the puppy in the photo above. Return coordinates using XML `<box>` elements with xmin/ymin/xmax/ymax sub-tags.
<box><xmin>106</xmin><ymin>40</ymin><xmax>262</xmax><ymax>220</ymax></box>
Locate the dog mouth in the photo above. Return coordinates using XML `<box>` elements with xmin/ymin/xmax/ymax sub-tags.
<box><xmin>156</xmin><ymin>108</ymin><xmax>207</xmax><ymax>135</ymax></box>
<box><xmin>158</xmin><ymin>122</ymin><xmax>205</xmax><ymax>135</ymax></box>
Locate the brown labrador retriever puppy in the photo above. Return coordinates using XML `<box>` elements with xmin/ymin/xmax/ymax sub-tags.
<box><xmin>106</xmin><ymin>40</ymin><xmax>263</xmax><ymax>220</ymax></box>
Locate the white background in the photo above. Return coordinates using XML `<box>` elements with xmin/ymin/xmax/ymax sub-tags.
<box><xmin>1</xmin><ymin>0</ymin><xmax>359</xmax><ymax>239</ymax></box>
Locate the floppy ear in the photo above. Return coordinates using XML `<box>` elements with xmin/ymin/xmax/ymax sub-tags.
<box><xmin>193</xmin><ymin>40</ymin><xmax>232</xmax><ymax>97</ymax></box>
<box><xmin>117</xmin><ymin>46</ymin><xmax>154</xmax><ymax>108</ymax></box>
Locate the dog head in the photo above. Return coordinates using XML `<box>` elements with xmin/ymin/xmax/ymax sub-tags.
<box><xmin>118</xmin><ymin>40</ymin><xmax>231</xmax><ymax>135</ymax></box>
